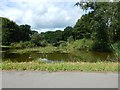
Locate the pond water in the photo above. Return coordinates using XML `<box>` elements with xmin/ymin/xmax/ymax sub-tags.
<box><xmin>2</xmin><ymin>50</ymin><xmax>117</xmax><ymax>63</ymax></box>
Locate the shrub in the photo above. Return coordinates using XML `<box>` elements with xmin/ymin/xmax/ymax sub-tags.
<box><xmin>52</xmin><ymin>41</ymin><xmax>67</xmax><ymax>47</ymax></box>
<box><xmin>59</xmin><ymin>41</ymin><xmax>67</xmax><ymax>47</ymax></box>
<box><xmin>67</xmin><ymin>36</ymin><xmax>74</xmax><ymax>43</ymax></box>
<box><xmin>77</xmin><ymin>38</ymin><xmax>91</xmax><ymax>51</ymax></box>
<box><xmin>24</xmin><ymin>41</ymin><xmax>36</xmax><ymax>48</ymax></box>
<box><xmin>52</xmin><ymin>42</ymin><xmax>60</xmax><ymax>47</ymax></box>
<box><xmin>84</xmin><ymin>33</ymin><xmax>91</xmax><ymax>39</ymax></box>
<box><xmin>40</xmin><ymin>40</ymin><xmax>48</xmax><ymax>47</ymax></box>
<box><xmin>91</xmin><ymin>41</ymin><xmax>112</xmax><ymax>52</ymax></box>
<box><xmin>112</xmin><ymin>41</ymin><xmax>120</xmax><ymax>55</ymax></box>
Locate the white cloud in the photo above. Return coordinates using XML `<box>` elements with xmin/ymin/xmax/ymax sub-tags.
<box><xmin>0</xmin><ymin>0</ymin><xmax>84</xmax><ymax>32</ymax></box>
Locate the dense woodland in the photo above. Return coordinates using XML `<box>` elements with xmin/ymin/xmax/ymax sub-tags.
<box><xmin>1</xmin><ymin>2</ymin><xmax>120</xmax><ymax>52</ymax></box>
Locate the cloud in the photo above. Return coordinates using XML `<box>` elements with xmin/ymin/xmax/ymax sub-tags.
<box><xmin>0</xmin><ymin>0</ymin><xmax>84</xmax><ymax>32</ymax></box>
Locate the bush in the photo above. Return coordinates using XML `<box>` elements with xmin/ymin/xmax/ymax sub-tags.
<box><xmin>84</xmin><ymin>33</ymin><xmax>91</xmax><ymax>39</ymax></box>
<box><xmin>112</xmin><ymin>41</ymin><xmax>120</xmax><ymax>55</ymax></box>
<box><xmin>91</xmin><ymin>41</ymin><xmax>112</xmax><ymax>52</ymax></box>
<box><xmin>77</xmin><ymin>38</ymin><xmax>91</xmax><ymax>51</ymax></box>
<box><xmin>40</xmin><ymin>40</ymin><xmax>48</xmax><ymax>47</ymax></box>
<box><xmin>52</xmin><ymin>42</ymin><xmax>60</xmax><ymax>47</ymax></box>
<box><xmin>67</xmin><ymin>36</ymin><xmax>74</xmax><ymax>43</ymax></box>
<box><xmin>52</xmin><ymin>41</ymin><xmax>67</xmax><ymax>47</ymax></box>
<box><xmin>59</xmin><ymin>41</ymin><xmax>67</xmax><ymax>47</ymax></box>
<box><xmin>24</xmin><ymin>41</ymin><xmax>36</xmax><ymax>48</ymax></box>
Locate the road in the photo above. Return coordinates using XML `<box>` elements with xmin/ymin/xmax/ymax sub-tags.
<box><xmin>1</xmin><ymin>71</ymin><xmax>119</xmax><ymax>88</ymax></box>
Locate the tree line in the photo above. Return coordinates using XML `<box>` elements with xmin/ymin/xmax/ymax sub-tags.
<box><xmin>1</xmin><ymin>1</ymin><xmax>120</xmax><ymax>52</ymax></box>
<box><xmin>1</xmin><ymin>17</ymin><xmax>74</xmax><ymax>47</ymax></box>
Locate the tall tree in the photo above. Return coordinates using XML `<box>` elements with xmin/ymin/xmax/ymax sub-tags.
<box><xmin>2</xmin><ymin>17</ymin><xmax>32</xmax><ymax>45</ymax></box>
<box><xmin>2</xmin><ymin>17</ymin><xmax>20</xmax><ymax>45</ymax></box>
<box><xmin>31</xmin><ymin>31</ymin><xmax>43</xmax><ymax>46</ymax></box>
<box><xmin>19</xmin><ymin>24</ymin><xmax>31</xmax><ymax>41</ymax></box>
<box><xmin>62</xmin><ymin>26</ymin><xmax>73</xmax><ymax>41</ymax></box>
<box><xmin>75</xmin><ymin>1</ymin><xmax>120</xmax><ymax>51</ymax></box>
<box><xmin>73</xmin><ymin>13</ymin><xmax>93</xmax><ymax>40</ymax></box>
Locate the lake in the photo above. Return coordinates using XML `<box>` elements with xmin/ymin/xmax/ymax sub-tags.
<box><xmin>2</xmin><ymin>49</ymin><xmax>117</xmax><ymax>63</ymax></box>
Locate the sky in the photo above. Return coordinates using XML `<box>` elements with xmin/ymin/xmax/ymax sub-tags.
<box><xmin>0</xmin><ymin>0</ymin><xmax>85</xmax><ymax>32</ymax></box>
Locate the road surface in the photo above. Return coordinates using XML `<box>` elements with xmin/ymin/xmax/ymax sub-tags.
<box><xmin>1</xmin><ymin>71</ymin><xmax>119</xmax><ymax>88</ymax></box>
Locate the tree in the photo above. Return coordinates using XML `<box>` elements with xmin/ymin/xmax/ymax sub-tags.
<box><xmin>2</xmin><ymin>17</ymin><xmax>32</xmax><ymax>45</ymax></box>
<box><xmin>112</xmin><ymin>2</ymin><xmax>120</xmax><ymax>42</ymax></box>
<box><xmin>92</xmin><ymin>19</ymin><xmax>112</xmax><ymax>52</ymax></box>
<box><xmin>19</xmin><ymin>24</ymin><xmax>31</xmax><ymax>41</ymax></box>
<box><xmin>31</xmin><ymin>31</ymin><xmax>43</xmax><ymax>46</ymax></box>
<box><xmin>75</xmin><ymin>1</ymin><xmax>119</xmax><ymax>51</ymax></box>
<box><xmin>73</xmin><ymin>13</ymin><xmax>93</xmax><ymax>40</ymax></box>
<box><xmin>41</xmin><ymin>30</ymin><xmax>63</xmax><ymax>44</ymax></box>
<box><xmin>2</xmin><ymin>17</ymin><xmax>20</xmax><ymax>45</ymax></box>
<box><xmin>62</xmin><ymin>26</ymin><xmax>73</xmax><ymax>41</ymax></box>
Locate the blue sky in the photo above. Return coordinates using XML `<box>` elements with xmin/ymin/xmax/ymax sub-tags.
<box><xmin>0</xmin><ymin>0</ymin><xmax>85</xmax><ymax>32</ymax></box>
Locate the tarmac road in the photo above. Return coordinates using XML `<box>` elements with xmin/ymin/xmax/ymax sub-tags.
<box><xmin>1</xmin><ymin>71</ymin><xmax>119</xmax><ymax>88</ymax></box>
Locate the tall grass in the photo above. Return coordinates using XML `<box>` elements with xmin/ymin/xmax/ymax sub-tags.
<box><xmin>1</xmin><ymin>60</ymin><xmax>119</xmax><ymax>72</ymax></box>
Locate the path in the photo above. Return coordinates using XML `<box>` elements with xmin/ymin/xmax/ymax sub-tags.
<box><xmin>1</xmin><ymin>71</ymin><xmax>119</xmax><ymax>88</ymax></box>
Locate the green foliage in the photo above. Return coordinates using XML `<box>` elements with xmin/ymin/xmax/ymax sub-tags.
<box><xmin>11</xmin><ymin>45</ymin><xmax>58</xmax><ymax>54</ymax></box>
<box><xmin>11</xmin><ymin>39</ymin><xmax>93</xmax><ymax>54</ymax></box>
<box><xmin>2</xmin><ymin>17</ymin><xmax>20</xmax><ymax>45</ymax></box>
<box><xmin>2</xmin><ymin>61</ymin><xmax>118</xmax><ymax>72</ymax></box>
<box><xmin>41</xmin><ymin>30</ymin><xmax>63</xmax><ymax>44</ymax></box>
<box><xmin>40</xmin><ymin>40</ymin><xmax>48</xmax><ymax>47</ymax></box>
<box><xmin>73</xmin><ymin>13</ymin><xmax>92</xmax><ymax>40</ymax></box>
<box><xmin>41</xmin><ymin>26</ymin><xmax>73</xmax><ymax>45</ymax></box>
<box><xmin>2</xmin><ymin>1</ymin><xmax>120</xmax><ymax>53</ymax></box>
<box><xmin>62</xmin><ymin>26</ymin><xmax>73</xmax><ymax>41</ymax></box>
<box><xmin>31</xmin><ymin>31</ymin><xmax>43</xmax><ymax>46</ymax></box>
<box><xmin>92</xmin><ymin>41</ymin><xmax>112</xmax><ymax>52</ymax></box>
<box><xmin>91</xmin><ymin>20</ymin><xmax>112</xmax><ymax>52</ymax></box>
<box><xmin>11</xmin><ymin>41</ymin><xmax>36</xmax><ymax>49</ymax></box>
<box><xmin>112</xmin><ymin>2</ymin><xmax>120</xmax><ymax>43</ymax></box>
<box><xmin>19</xmin><ymin>24</ymin><xmax>31</xmax><ymax>41</ymax></box>
<box><xmin>84</xmin><ymin>33</ymin><xmax>91</xmax><ymax>39</ymax></box>
<box><xmin>112</xmin><ymin>42</ymin><xmax>120</xmax><ymax>57</ymax></box>
<box><xmin>66</xmin><ymin>39</ymin><xmax>93</xmax><ymax>52</ymax></box>
<box><xmin>59</xmin><ymin>41</ymin><xmax>67</xmax><ymax>47</ymax></box>
<box><xmin>74</xmin><ymin>2</ymin><xmax>120</xmax><ymax>52</ymax></box>
<box><xmin>67</xmin><ymin>36</ymin><xmax>74</xmax><ymax>43</ymax></box>
<box><xmin>2</xmin><ymin>17</ymin><xmax>32</xmax><ymax>45</ymax></box>
<box><xmin>76</xmin><ymin>39</ymin><xmax>93</xmax><ymax>51</ymax></box>
<box><xmin>52</xmin><ymin>41</ymin><xmax>67</xmax><ymax>47</ymax></box>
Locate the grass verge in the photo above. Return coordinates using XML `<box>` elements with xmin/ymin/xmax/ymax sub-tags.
<box><xmin>1</xmin><ymin>61</ymin><xmax>119</xmax><ymax>72</ymax></box>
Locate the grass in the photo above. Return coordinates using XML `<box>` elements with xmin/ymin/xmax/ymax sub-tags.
<box><xmin>12</xmin><ymin>45</ymin><xmax>58</xmax><ymax>53</ymax></box>
<box><xmin>1</xmin><ymin>61</ymin><xmax>119</xmax><ymax>72</ymax></box>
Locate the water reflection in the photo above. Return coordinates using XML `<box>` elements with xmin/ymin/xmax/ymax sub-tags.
<box><xmin>2</xmin><ymin>50</ymin><xmax>118</xmax><ymax>63</ymax></box>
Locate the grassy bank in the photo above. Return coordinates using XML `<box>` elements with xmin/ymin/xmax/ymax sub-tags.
<box><xmin>1</xmin><ymin>61</ymin><xmax>119</xmax><ymax>72</ymax></box>
<box><xmin>11</xmin><ymin>39</ymin><xmax>93</xmax><ymax>54</ymax></box>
